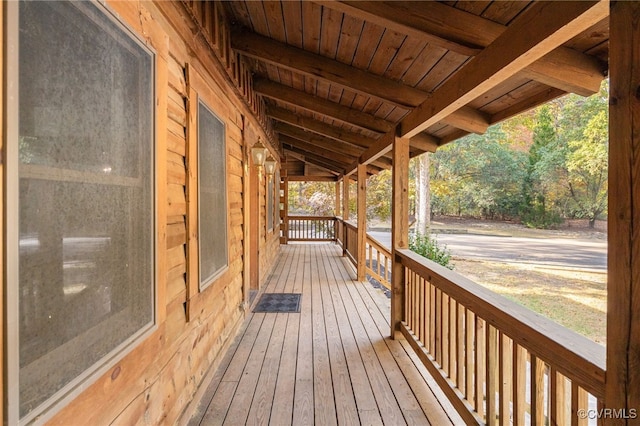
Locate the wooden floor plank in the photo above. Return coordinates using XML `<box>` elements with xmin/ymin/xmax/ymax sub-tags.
<box><xmin>245</xmin><ymin>313</ymin><xmax>288</xmax><ymax>425</ymax></box>
<box><xmin>356</xmin><ymin>272</ymin><xmax>463</xmax><ymax>425</ymax></box>
<box><xmin>188</xmin><ymin>244</ymin><xmax>457</xmax><ymax>426</ymax></box>
<box><xmin>224</xmin><ymin>314</ymin><xmax>278</xmax><ymax>425</ymax></box>
<box><xmin>310</xmin><ymin>247</ymin><xmax>338</xmax><ymax>425</ymax></box>
<box><xmin>269</xmin><ymin>313</ymin><xmax>299</xmax><ymax>425</ymax></box>
<box><xmin>199</xmin><ymin>313</ymin><xmax>267</xmax><ymax>425</ymax></box>
<box><xmin>317</xmin><ymin>245</ymin><xmax>360</xmax><ymax>425</ymax></box>
<box><xmin>328</xmin><ymin>248</ymin><xmax>407</xmax><ymax>425</ymax></box>
<box><xmin>323</xmin><ymin>246</ymin><xmax>384</xmax><ymax>426</ymax></box>
<box><xmin>292</xmin><ymin>246</ymin><xmax>314</xmax><ymax>425</ymax></box>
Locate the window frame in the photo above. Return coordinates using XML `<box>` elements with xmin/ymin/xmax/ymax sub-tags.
<box><xmin>5</xmin><ymin>1</ymin><xmax>157</xmax><ymax>423</ymax></box>
<box><xmin>197</xmin><ymin>98</ymin><xmax>228</xmax><ymax>290</ymax></box>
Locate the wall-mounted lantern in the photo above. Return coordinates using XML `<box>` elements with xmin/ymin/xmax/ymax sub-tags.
<box><xmin>264</xmin><ymin>155</ymin><xmax>276</xmax><ymax>176</ymax></box>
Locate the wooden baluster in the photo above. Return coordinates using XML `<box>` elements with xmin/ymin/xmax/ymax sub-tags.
<box><xmin>530</xmin><ymin>354</ymin><xmax>546</xmax><ymax>426</ymax></box>
<box><xmin>475</xmin><ymin>317</ymin><xmax>486</xmax><ymax>420</ymax></box>
<box><xmin>430</xmin><ymin>282</ymin><xmax>436</xmax><ymax>355</ymax></box>
<box><xmin>457</xmin><ymin>304</ymin><xmax>466</xmax><ymax>394</ymax></box>
<box><xmin>466</xmin><ymin>310</ymin><xmax>475</xmax><ymax>409</ymax></box>
<box><xmin>486</xmin><ymin>325</ymin><xmax>498</xmax><ymax>424</ymax></box>
<box><xmin>499</xmin><ymin>334</ymin><xmax>512</xmax><ymax>426</ymax></box>
<box><xmin>419</xmin><ymin>274</ymin><xmax>426</xmax><ymax>345</ymax></box>
<box><xmin>513</xmin><ymin>344</ymin><xmax>527</xmax><ymax>426</ymax></box>
<box><xmin>435</xmin><ymin>288</ymin><xmax>443</xmax><ymax>366</ymax></box>
<box><xmin>442</xmin><ymin>293</ymin><xmax>450</xmax><ymax>373</ymax></box>
<box><xmin>450</xmin><ymin>299</ymin><xmax>457</xmax><ymax>385</ymax></box>
<box><xmin>551</xmin><ymin>369</ymin><xmax>569</xmax><ymax>426</ymax></box>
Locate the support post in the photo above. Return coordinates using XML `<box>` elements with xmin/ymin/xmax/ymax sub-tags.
<box><xmin>357</xmin><ymin>164</ymin><xmax>367</xmax><ymax>281</ymax></box>
<box><xmin>342</xmin><ymin>176</ymin><xmax>350</xmax><ymax>256</ymax></box>
<box><xmin>606</xmin><ymin>2</ymin><xmax>640</xmax><ymax>422</ymax></box>
<box><xmin>335</xmin><ymin>180</ymin><xmax>340</xmax><ymax>242</ymax></box>
<box><xmin>281</xmin><ymin>173</ymin><xmax>289</xmax><ymax>244</ymax></box>
<box><xmin>391</xmin><ymin>134</ymin><xmax>410</xmax><ymax>338</ymax></box>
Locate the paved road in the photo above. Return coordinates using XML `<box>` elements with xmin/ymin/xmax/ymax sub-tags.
<box><xmin>368</xmin><ymin>231</ymin><xmax>607</xmax><ymax>271</ymax></box>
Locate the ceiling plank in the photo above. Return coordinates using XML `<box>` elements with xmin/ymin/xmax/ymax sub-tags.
<box><xmin>314</xmin><ymin>0</ymin><xmax>486</xmax><ymax>56</ymax></box>
<box><xmin>268</xmin><ymin>106</ymin><xmax>374</xmax><ymax>149</ymax></box>
<box><xmin>277</xmin><ymin>128</ymin><xmax>363</xmax><ymax>158</ymax></box>
<box><xmin>239</xmin><ymin>31</ymin><xmax>493</xmax><ymax>134</ymax></box>
<box><xmin>318</xmin><ymin>1</ymin><xmax>605</xmax><ymax>97</ymax></box>
<box><xmin>281</xmin><ymin>135</ymin><xmax>356</xmax><ymax>165</ymax></box>
<box><xmin>254</xmin><ymin>78</ymin><xmax>394</xmax><ymax>134</ymax></box>
<box><xmin>399</xmin><ymin>1</ymin><xmax>609</xmax><ymax>139</ymax></box>
<box><xmin>233</xmin><ymin>29</ymin><xmax>424</xmax><ymax>108</ymax></box>
<box><xmin>284</xmin><ymin>148</ymin><xmax>346</xmax><ymax>174</ymax></box>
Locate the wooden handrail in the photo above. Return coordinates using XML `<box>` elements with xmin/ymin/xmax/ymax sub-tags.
<box><xmin>287</xmin><ymin>215</ymin><xmax>337</xmax><ymax>221</ymax></box>
<box><xmin>396</xmin><ymin>247</ymin><xmax>605</xmax><ymax>425</ymax></box>
<box><xmin>396</xmin><ymin>248</ymin><xmax>605</xmax><ymax>395</ymax></box>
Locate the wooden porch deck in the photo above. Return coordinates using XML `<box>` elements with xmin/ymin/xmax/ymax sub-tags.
<box><xmin>185</xmin><ymin>244</ymin><xmax>462</xmax><ymax>425</ymax></box>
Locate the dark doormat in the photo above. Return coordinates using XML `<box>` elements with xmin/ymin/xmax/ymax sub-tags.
<box><xmin>253</xmin><ymin>293</ymin><xmax>302</xmax><ymax>313</ymax></box>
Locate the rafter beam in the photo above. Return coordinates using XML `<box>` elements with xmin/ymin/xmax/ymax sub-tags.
<box><xmin>233</xmin><ymin>29</ymin><xmax>425</xmax><ymax>108</ymax></box>
<box><xmin>410</xmin><ymin>133</ymin><xmax>439</xmax><ymax>153</ymax></box>
<box><xmin>267</xmin><ymin>106</ymin><xmax>374</xmax><ymax>149</ymax></box>
<box><xmin>284</xmin><ymin>148</ymin><xmax>346</xmax><ymax>174</ymax></box>
<box><xmin>318</xmin><ymin>1</ymin><xmax>606</xmax><ymax>97</ymax></box>
<box><xmin>279</xmin><ymin>134</ymin><xmax>357</xmax><ymax>164</ymax></box>
<box><xmin>399</xmin><ymin>1</ymin><xmax>609</xmax><ymax>139</ymax></box>
<box><xmin>254</xmin><ymin>78</ymin><xmax>394</xmax><ymax>134</ymax></box>
<box><xmin>275</xmin><ymin>122</ymin><xmax>364</xmax><ymax>157</ymax></box>
<box><xmin>240</xmin><ymin>32</ymin><xmax>495</xmax><ymax>134</ymax></box>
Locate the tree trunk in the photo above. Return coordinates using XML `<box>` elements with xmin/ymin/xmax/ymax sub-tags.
<box><xmin>415</xmin><ymin>153</ymin><xmax>430</xmax><ymax>235</ymax></box>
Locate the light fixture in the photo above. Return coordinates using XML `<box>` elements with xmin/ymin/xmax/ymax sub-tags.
<box><xmin>251</xmin><ymin>138</ymin><xmax>267</xmax><ymax>168</ymax></box>
<box><xmin>264</xmin><ymin>155</ymin><xmax>276</xmax><ymax>176</ymax></box>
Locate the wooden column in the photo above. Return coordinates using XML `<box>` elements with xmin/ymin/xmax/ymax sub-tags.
<box><xmin>342</xmin><ymin>176</ymin><xmax>350</xmax><ymax>256</ymax></box>
<box><xmin>335</xmin><ymin>180</ymin><xmax>340</xmax><ymax>217</ymax></box>
<box><xmin>391</xmin><ymin>135</ymin><xmax>410</xmax><ymax>338</ymax></box>
<box><xmin>357</xmin><ymin>164</ymin><xmax>367</xmax><ymax>281</ymax></box>
<box><xmin>607</xmin><ymin>2</ymin><xmax>640</xmax><ymax>422</ymax></box>
<box><xmin>281</xmin><ymin>173</ymin><xmax>289</xmax><ymax>244</ymax></box>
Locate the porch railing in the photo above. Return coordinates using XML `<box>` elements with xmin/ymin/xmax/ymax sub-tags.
<box><xmin>287</xmin><ymin>215</ymin><xmax>337</xmax><ymax>242</ymax></box>
<box><xmin>365</xmin><ymin>234</ymin><xmax>392</xmax><ymax>290</ymax></box>
<box><xmin>397</xmin><ymin>248</ymin><xmax>606</xmax><ymax>425</ymax></box>
<box><xmin>335</xmin><ymin>218</ymin><xmax>606</xmax><ymax>425</ymax></box>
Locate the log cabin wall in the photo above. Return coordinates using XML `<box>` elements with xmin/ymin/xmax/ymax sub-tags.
<box><xmin>2</xmin><ymin>1</ymin><xmax>280</xmax><ymax>424</ymax></box>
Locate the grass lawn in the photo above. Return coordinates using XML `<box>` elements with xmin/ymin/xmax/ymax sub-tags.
<box><xmin>453</xmin><ymin>258</ymin><xmax>607</xmax><ymax>345</ymax></box>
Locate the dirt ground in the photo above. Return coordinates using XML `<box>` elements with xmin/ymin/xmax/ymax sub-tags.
<box><xmin>433</xmin><ymin>216</ymin><xmax>607</xmax><ymax>345</ymax></box>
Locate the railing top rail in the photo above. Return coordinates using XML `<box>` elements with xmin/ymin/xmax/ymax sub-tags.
<box><xmin>366</xmin><ymin>234</ymin><xmax>391</xmax><ymax>257</ymax></box>
<box><xmin>396</xmin><ymin>247</ymin><xmax>606</xmax><ymax>398</ymax></box>
<box><xmin>287</xmin><ymin>215</ymin><xmax>337</xmax><ymax>221</ymax></box>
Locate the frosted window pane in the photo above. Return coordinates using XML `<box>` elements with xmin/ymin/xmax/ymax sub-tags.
<box><xmin>198</xmin><ymin>101</ymin><xmax>228</xmax><ymax>286</ymax></box>
<box><xmin>17</xmin><ymin>1</ymin><xmax>153</xmax><ymax>418</ymax></box>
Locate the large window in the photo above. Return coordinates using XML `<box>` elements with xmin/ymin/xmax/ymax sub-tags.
<box><xmin>8</xmin><ymin>1</ymin><xmax>154</xmax><ymax>422</ymax></box>
<box><xmin>198</xmin><ymin>100</ymin><xmax>228</xmax><ymax>288</ymax></box>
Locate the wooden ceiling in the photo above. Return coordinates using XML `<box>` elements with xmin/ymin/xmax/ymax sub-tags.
<box><xmin>222</xmin><ymin>1</ymin><xmax>609</xmax><ymax>179</ymax></box>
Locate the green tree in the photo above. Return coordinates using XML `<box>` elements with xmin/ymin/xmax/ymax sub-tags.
<box><xmin>566</xmin><ymin>110</ymin><xmax>608</xmax><ymax>227</ymax></box>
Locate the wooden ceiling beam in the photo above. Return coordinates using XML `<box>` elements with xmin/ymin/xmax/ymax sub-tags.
<box><xmin>274</xmin><ymin>122</ymin><xmax>364</xmax><ymax>157</ymax></box>
<box><xmin>267</xmin><ymin>106</ymin><xmax>373</xmax><ymax>149</ymax></box>
<box><xmin>444</xmin><ymin>106</ymin><xmax>490</xmax><ymax>134</ymax></box>
<box><xmin>318</xmin><ymin>1</ymin><xmax>606</xmax><ymax>97</ymax></box>
<box><xmin>281</xmin><ymin>135</ymin><xmax>356</xmax><ymax>166</ymax></box>
<box><xmin>284</xmin><ymin>148</ymin><xmax>346</xmax><ymax>174</ymax></box>
<box><xmin>399</xmin><ymin>1</ymin><xmax>609</xmax><ymax>139</ymax></box>
<box><xmin>254</xmin><ymin>78</ymin><xmax>394</xmax><ymax>134</ymax></box>
<box><xmin>238</xmin><ymin>32</ymin><xmax>492</xmax><ymax>134</ymax></box>
<box><xmin>410</xmin><ymin>133</ymin><xmax>439</xmax><ymax>153</ymax></box>
<box><xmin>233</xmin><ymin>29</ymin><xmax>424</xmax><ymax>108</ymax></box>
